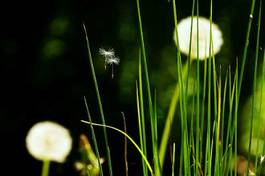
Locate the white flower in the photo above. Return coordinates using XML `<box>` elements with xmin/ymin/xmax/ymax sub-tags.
<box><xmin>26</xmin><ymin>121</ymin><xmax>72</xmax><ymax>163</ymax></box>
<box><xmin>174</xmin><ymin>16</ymin><xmax>223</xmax><ymax>60</ymax></box>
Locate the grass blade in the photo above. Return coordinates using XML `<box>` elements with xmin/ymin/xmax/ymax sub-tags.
<box><xmin>81</xmin><ymin>120</ymin><xmax>154</xmax><ymax>175</ymax></box>
<box><xmin>84</xmin><ymin>97</ymin><xmax>104</xmax><ymax>176</ymax></box>
<box><xmin>82</xmin><ymin>23</ymin><xmax>113</xmax><ymax>175</ymax></box>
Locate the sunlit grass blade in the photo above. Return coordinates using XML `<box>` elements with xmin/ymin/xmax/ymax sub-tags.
<box><xmin>81</xmin><ymin>120</ymin><xmax>154</xmax><ymax>175</ymax></box>
<box><xmin>249</xmin><ymin>1</ymin><xmax>262</xmax><ymax>173</ymax></box>
<box><xmin>214</xmin><ymin>69</ymin><xmax>222</xmax><ymax>175</ymax></box>
<box><xmin>136</xmin><ymin>77</ymin><xmax>148</xmax><ymax>175</ymax></box>
<box><xmin>135</xmin><ymin>0</ymin><xmax>160</xmax><ymax>175</ymax></box>
<box><xmin>204</xmin><ymin>35</ymin><xmax>212</xmax><ymax>176</ymax></box>
<box><xmin>262</xmin><ymin>51</ymin><xmax>265</xmax><ymax>154</ymax></box>
<box><xmin>159</xmin><ymin>0</ymin><xmax>190</xmax><ymax>169</ymax></box>
<box><xmin>174</xmin><ymin>27</ymin><xmax>190</xmax><ymax>175</ymax></box>
<box><xmin>220</xmin><ymin>71</ymin><xmax>228</xmax><ymax>174</ymax></box>
<box><xmin>172</xmin><ymin>143</ymin><xmax>176</xmax><ymax>176</ymax></box>
<box><xmin>234</xmin><ymin>60</ymin><xmax>239</xmax><ymax>176</ymax></box>
<box><xmin>195</xmin><ymin>1</ymin><xmax>201</xmax><ymax>175</ymax></box>
<box><xmin>82</xmin><ymin>23</ymin><xmax>113</xmax><ymax>175</ymax></box>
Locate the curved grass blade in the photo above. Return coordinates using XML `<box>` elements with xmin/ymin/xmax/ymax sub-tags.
<box><xmin>81</xmin><ymin>120</ymin><xmax>154</xmax><ymax>175</ymax></box>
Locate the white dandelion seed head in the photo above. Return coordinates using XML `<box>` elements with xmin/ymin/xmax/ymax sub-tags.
<box><xmin>261</xmin><ymin>155</ymin><xmax>265</xmax><ymax>163</ymax></box>
<box><xmin>99</xmin><ymin>48</ymin><xmax>115</xmax><ymax>57</ymax></box>
<box><xmin>99</xmin><ymin>48</ymin><xmax>120</xmax><ymax>65</ymax></box>
<box><xmin>249</xmin><ymin>170</ymin><xmax>256</xmax><ymax>176</ymax></box>
<box><xmin>106</xmin><ymin>56</ymin><xmax>120</xmax><ymax>65</ymax></box>
<box><xmin>174</xmin><ymin>16</ymin><xmax>223</xmax><ymax>60</ymax></box>
<box><xmin>26</xmin><ymin>121</ymin><xmax>72</xmax><ymax>163</ymax></box>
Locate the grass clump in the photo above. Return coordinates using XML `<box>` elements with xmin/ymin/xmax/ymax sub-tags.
<box><xmin>80</xmin><ymin>0</ymin><xmax>264</xmax><ymax>175</ymax></box>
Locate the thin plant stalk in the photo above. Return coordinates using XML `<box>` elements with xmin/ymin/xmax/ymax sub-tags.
<box><xmin>238</xmin><ymin>0</ymin><xmax>257</xmax><ymax>96</ymax></box>
<box><xmin>122</xmin><ymin>112</ymin><xmax>129</xmax><ymax>176</ymax></box>
<box><xmin>136</xmin><ymin>0</ymin><xmax>160</xmax><ymax>174</ymax></box>
<box><xmin>172</xmin><ymin>143</ymin><xmax>176</xmax><ymax>176</ymax></box>
<box><xmin>136</xmin><ymin>81</ymin><xmax>148</xmax><ymax>176</ymax></box>
<box><xmin>249</xmin><ymin>1</ymin><xmax>262</xmax><ymax>173</ymax></box>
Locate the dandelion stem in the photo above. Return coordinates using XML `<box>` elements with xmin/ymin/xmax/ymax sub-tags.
<box><xmin>41</xmin><ymin>160</ymin><xmax>50</xmax><ymax>176</ymax></box>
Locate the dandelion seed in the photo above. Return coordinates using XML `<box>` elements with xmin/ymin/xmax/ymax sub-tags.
<box><xmin>174</xmin><ymin>16</ymin><xmax>223</xmax><ymax>60</ymax></box>
<box><xmin>261</xmin><ymin>155</ymin><xmax>265</xmax><ymax>163</ymax></box>
<box><xmin>249</xmin><ymin>170</ymin><xmax>256</xmax><ymax>176</ymax></box>
<box><xmin>105</xmin><ymin>56</ymin><xmax>120</xmax><ymax>65</ymax></box>
<box><xmin>99</xmin><ymin>47</ymin><xmax>120</xmax><ymax>78</ymax></box>
<box><xmin>26</xmin><ymin>121</ymin><xmax>72</xmax><ymax>163</ymax></box>
<box><xmin>99</xmin><ymin>48</ymin><xmax>115</xmax><ymax>58</ymax></box>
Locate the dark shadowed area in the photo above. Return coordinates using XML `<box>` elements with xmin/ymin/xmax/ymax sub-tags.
<box><xmin>1</xmin><ymin>0</ymin><xmax>264</xmax><ymax>175</ymax></box>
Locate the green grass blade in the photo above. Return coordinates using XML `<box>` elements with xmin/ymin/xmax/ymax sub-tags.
<box><xmin>84</xmin><ymin>97</ymin><xmax>104</xmax><ymax>176</ymax></box>
<box><xmin>238</xmin><ymin>0</ymin><xmax>256</xmax><ymax>97</ymax></box>
<box><xmin>262</xmin><ymin>52</ymin><xmax>265</xmax><ymax>154</ymax></box>
<box><xmin>159</xmin><ymin>1</ymin><xmax>190</xmax><ymax>169</ymax></box>
<box><xmin>220</xmin><ymin>71</ymin><xmax>228</xmax><ymax>174</ymax></box>
<box><xmin>135</xmin><ymin>1</ymin><xmax>160</xmax><ymax>174</ymax></box>
<box><xmin>214</xmin><ymin>70</ymin><xmax>222</xmax><ymax>176</ymax></box>
<box><xmin>234</xmin><ymin>61</ymin><xmax>239</xmax><ymax>176</ymax></box>
<box><xmin>82</xmin><ymin>24</ymin><xmax>113</xmax><ymax>176</ymax></box>
<box><xmin>136</xmin><ymin>81</ymin><xmax>148</xmax><ymax>176</ymax></box>
<box><xmin>121</xmin><ymin>112</ymin><xmax>129</xmax><ymax>176</ymax></box>
<box><xmin>172</xmin><ymin>143</ymin><xmax>176</xmax><ymax>176</ymax></box>
<box><xmin>81</xmin><ymin>120</ymin><xmax>154</xmax><ymax>175</ymax></box>
<box><xmin>248</xmin><ymin>1</ymin><xmax>262</xmax><ymax>173</ymax></box>
<box><xmin>195</xmin><ymin>1</ymin><xmax>201</xmax><ymax>175</ymax></box>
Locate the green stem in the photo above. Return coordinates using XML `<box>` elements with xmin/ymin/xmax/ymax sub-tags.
<box><xmin>159</xmin><ymin>60</ymin><xmax>189</xmax><ymax>168</ymax></box>
<box><xmin>41</xmin><ymin>160</ymin><xmax>50</xmax><ymax>176</ymax></box>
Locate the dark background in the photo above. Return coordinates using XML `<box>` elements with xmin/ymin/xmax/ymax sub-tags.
<box><xmin>1</xmin><ymin>0</ymin><xmax>264</xmax><ymax>175</ymax></box>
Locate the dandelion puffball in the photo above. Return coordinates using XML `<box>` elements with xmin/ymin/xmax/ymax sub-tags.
<box><xmin>174</xmin><ymin>16</ymin><xmax>223</xmax><ymax>60</ymax></box>
<box><xmin>26</xmin><ymin>121</ymin><xmax>72</xmax><ymax>163</ymax></box>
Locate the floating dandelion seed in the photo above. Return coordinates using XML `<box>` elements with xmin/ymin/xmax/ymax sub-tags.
<box><xmin>249</xmin><ymin>170</ymin><xmax>256</xmax><ymax>176</ymax></box>
<box><xmin>105</xmin><ymin>56</ymin><xmax>120</xmax><ymax>65</ymax></box>
<box><xmin>26</xmin><ymin>121</ymin><xmax>72</xmax><ymax>163</ymax></box>
<box><xmin>99</xmin><ymin>48</ymin><xmax>120</xmax><ymax>78</ymax></box>
<box><xmin>174</xmin><ymin>16</ymin><xmax>223</xmax><ymax>60</ymax></box>
<box><xmin>99</xmin><ymin>48</ymin><xmax>115</xmax><ymax>60</ymax></box>
<box><xmin>261</xmin><ymin>155</ymin><xmax>265</xmax><ymax>163</ymax></box>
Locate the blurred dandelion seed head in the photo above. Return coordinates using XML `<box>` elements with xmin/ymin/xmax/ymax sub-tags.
<box><xmin>99</xmin><ymin>48</ymin><xmax>115</xmax><ymax>58</ymax></box>
<box><xmin>26</xmin><ymin>121</ymin><xmax>72</xmax><ymax>163</ymax></box>
<box><xmin>99</xmin><ymin>47</ymin><xmax>120</xmax><ymax>78</ymax></box>
<box><xmin>174</xmin><ymin>16</ymin><xmax>223</xmax><ymax>60</ymax></box>
<box><xmin>106</xmin><ymin>56</ymin><xmax>120</xmax><ymax>65</ymax></box>
<box><xmin>261</xmin><ymin>155</ymin><xmax>265</xmax><ymax>163</ymax></box>
<box><xmin>99</xmin><ymin>48</ymin><xmax>120</xmax><ymax>66</ymax></box>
